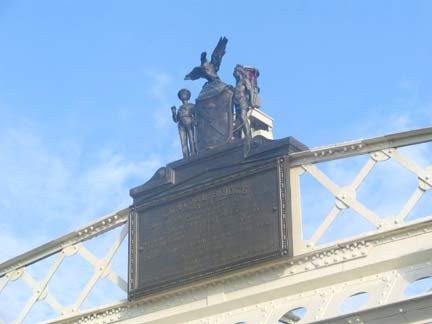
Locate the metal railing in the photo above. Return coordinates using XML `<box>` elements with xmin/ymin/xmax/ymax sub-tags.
<box><xmin>289</xmin><ymin>127</ymin><xmax>432</xmax><ymax>254</ymax></box>
<box><xmin>0</xmin><ymin>209</ymin><xmax>129</xmax><ymax>323</ymax></box>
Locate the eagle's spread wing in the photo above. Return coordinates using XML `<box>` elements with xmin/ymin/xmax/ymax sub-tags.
<box><xmin>210</xmin><ymin>37</ymin><xmax>228</xmax><ymax>73</ymax></box>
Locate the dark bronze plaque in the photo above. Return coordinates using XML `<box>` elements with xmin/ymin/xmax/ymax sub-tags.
<box><xmin>129</xmin><ymin>166</ymin><xmax>285</xmax><ymax>298</ymax></box>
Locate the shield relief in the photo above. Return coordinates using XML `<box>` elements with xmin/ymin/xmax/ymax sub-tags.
<box><xmin>195</xmin><ymin>87</ymin><xmax>233</xmax><ymax>152</ymax></box>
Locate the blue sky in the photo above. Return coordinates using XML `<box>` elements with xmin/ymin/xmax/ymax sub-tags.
<box><xmin>0</xmin><ymin>0</ymin><xmax>431</xmax><ymax>262</ymax></box>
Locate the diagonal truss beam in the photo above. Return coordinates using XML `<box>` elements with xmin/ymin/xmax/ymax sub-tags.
<box><xmin>16</xmin><ymin>253</ymin><xmax>65</xmax><ymax>323</ymax></box>
<box><xmin>0</xmin><ymin>223</ymin><xmax>128</xmax><ymax>323</ymax></box>
<box><xmin>0</xmin><ymin>208</ymin><xmax>129</xmax><ymax>278</ymax></box>
<box><xmin>303</xmin><ymin>164</ymin><xmax>381</xmax><ymax>229</ymax></box>
<box><xmin>72</xmin><ymin>224</ymin><xmax>128</xmax><ymax>310</ymax></box>
<box><xmin>308</xmin><ymin>158</ymin><xmax>377</xmax><ymax>245</ymax></box>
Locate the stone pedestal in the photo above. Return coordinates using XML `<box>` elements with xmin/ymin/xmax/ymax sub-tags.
<box><xmin>249</xmin><ymin>108</ymin><xmax>274</xmax><ymax>139</ymax></box>
<box><xmin>129</xmin><ymin>137</ymin><xmax>307</xmax><ymax>300</ymax></box>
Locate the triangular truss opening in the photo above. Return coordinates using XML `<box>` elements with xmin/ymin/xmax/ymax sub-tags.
<box><xmin>357</xmin><ymin>158</ymin><xmax>418</xmax><ymax>218</ymax></box>
<box><xmin>47</xmin><ymin>252</ymin><xmax>94</xmax><ymax>307</ymax></box>
<box><xmin>81</xmin><ymin>278</ymin><xmax>126</xmax><ymax>311</ymax></box>
<box><xmin>405</xmin><ymin>189</ymin><xmax>432</xmax><ymax>222</ymax></box>
<box><xmin>300</xmin><ymin>172</ymin><xmax>335</xmax><ymax>240</ymax></box>
<box><xmin>0</xmin><ymin>276</ymin><xmax>33</xmax><ymax>323</ymax></box>
<box><xmin>318</xmin><ymin>208</ymin><xmax>376</xmax><ymax>245</ymax></box>
<box><xmin>23</xmin><ymin>299</ymin><xmax>58</xmax><ymax>324</ymax></box>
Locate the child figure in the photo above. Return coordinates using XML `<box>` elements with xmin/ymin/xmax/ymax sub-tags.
<box><xmin>171</xmin><ymin>89</ymin><xmax>197</xmax><ymax>158</ymax></box>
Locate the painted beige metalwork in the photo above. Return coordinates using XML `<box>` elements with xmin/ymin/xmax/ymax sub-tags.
<box><xmin>290</xmin><ymin>127</ymin><xmax>432</xmax><ymax>254</ymax></box>
<box><xmin>0</xmin><ymin>209</ymin><xmax>129</xmax><ymax>323</ymax></box>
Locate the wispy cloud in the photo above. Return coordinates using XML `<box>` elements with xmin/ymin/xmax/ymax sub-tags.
<box><xmin>0</xmin><ymin>117</ymin><xmax>160</xmax><ymax>320</ymax></box>
<box><xmin>146</xmin><ymin>71</ymin><xmax>174</xmax><ymax>103</ymax></box>
<box><xmin>145</xmin><ymin>71</ymin><xmax>176</xmax><ymax>131</ymax></box>
<box><xmin>348</xmin><ymin>82</ymin><xmax>432</xmax><ymax>140</ymax></box>
<box><xmin>0</xmin><ymin>123</ymin><xmax>161</xmax><ymax>263</ymax></box>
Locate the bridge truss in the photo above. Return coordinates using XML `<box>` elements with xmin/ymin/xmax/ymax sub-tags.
<box><xmin>1</xmin><ymin>127</ymin><xmax>432</xmax><ymax>324</ymax></box>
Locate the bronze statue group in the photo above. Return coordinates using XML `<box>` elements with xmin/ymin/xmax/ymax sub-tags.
<box><xmin>171</xmin><ymin>37</ymin><xmax>261</xmax><ymax>158</ymax></box>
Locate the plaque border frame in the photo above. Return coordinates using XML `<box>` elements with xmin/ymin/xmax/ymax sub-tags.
<box><xmin>128</xmin><ymin>157</ymin><xmax>292</xmax><ymax>300</ymax></box>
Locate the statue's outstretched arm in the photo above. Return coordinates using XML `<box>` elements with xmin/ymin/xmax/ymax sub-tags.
<box><xmin>171</xmin><ymin>106</ymin><xmax>177</xmax><ymax>123</ymax></box>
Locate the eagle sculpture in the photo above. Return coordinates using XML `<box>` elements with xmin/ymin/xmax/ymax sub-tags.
<box><xmin>185</xmin><ymin>37</ymin><xmax>228</xmax><ymax>82</ymax></box>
